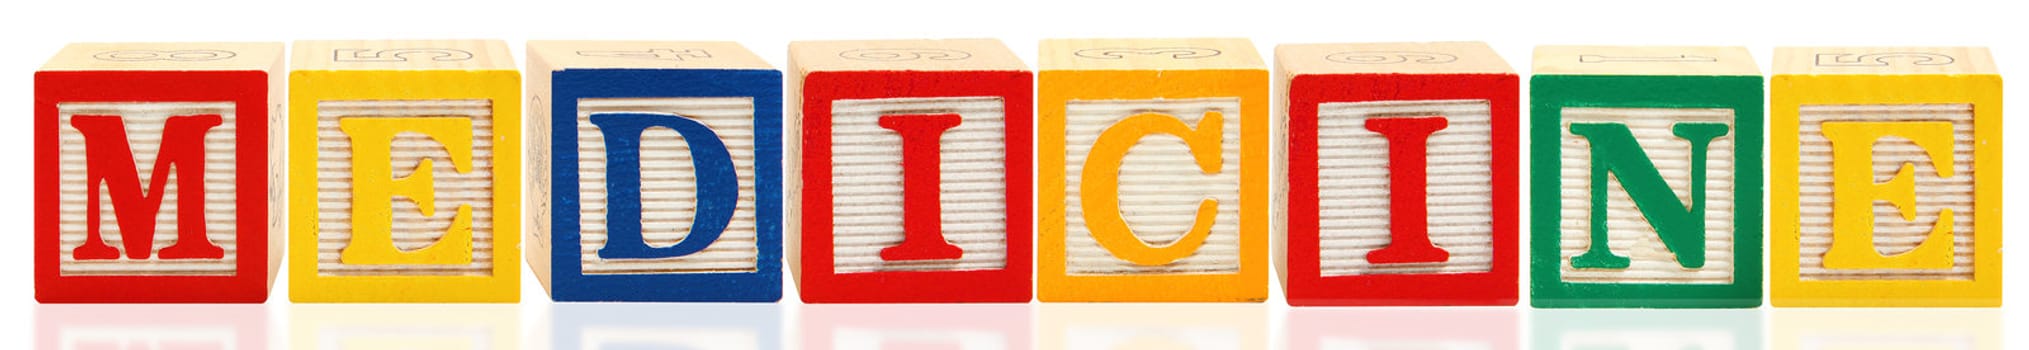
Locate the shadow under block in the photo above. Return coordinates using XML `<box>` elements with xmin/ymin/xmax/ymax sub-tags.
<box><xmin>1038</xmin><ymin>38</ymin><xmax>1269</xmax><ymax>302</ymax></box>
<box><xmin>34</xmin><ymin>42</ymin><xmax>285</xmax><ymax>303</ymax></box>
<box><xmin>525</xmin><ymin>41</ymin><xmax>783</xmax><ymax>302</ymax></box>
<box><xmin>288</xmin><ymin>40</ymin><xmax>520</xmax><ymax>302</ymax></box>
<box><xmin>1274</xmin><ymin>42</ymin><xmax>1518</xmax><ymax>306</ymax></box>
<box><xmin>788</xmin><ymin>39</ymin><xmax>1034</xmax><ymax>303</ymax></box>
<box><xmin>1529</xmin><ymin>46</ymin><xmax>1764</xmax><ymax>308</ymax></box>
<box><xmin>1770</xmin><ymin>47</ymin><xmax>2003</xmax><ymax>307</ymax></box>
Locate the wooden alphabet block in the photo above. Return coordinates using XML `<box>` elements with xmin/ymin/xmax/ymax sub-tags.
<box><xmin>1274</xmin><ymin>42</ymin><xmax>1518</xmax><ymax>306</ymax></box>
<box><xmin>1038</xmin><ymin>38</ymin><xmax>1269</xmax><ymax>302</ymax></box>
<box><xmin>789</xmin><ymin>39</ymin><xmax>1033</xmax><ymax>303</ymax></box>
<box><xmin>288</xmin><ymin>40</ymin><xmax>520</xmax><ymax>302</ymax></box>
<box><xmin>1770</xmin><ymin>47</ymin><xmax>2002</xmax><ymax>307</ymax></box>
<box><xmin>35</xmin><ymin>42</ymin><xmax>284</xmax><ymax>303</ymax></box>
<box><xmin>1529</xmin><ymin>46</ymin><xmax>1763</xmax><ymax>308</ymax></box>
<box><xmin>525</xmin><ymin>41</ymin><xmax>783</xmax><ymax>302</ymax></box>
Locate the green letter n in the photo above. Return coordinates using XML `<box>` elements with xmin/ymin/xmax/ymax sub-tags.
<box><xmin>1568</xmin><ymin>122</ymin><xmax>1729</xmax><ymax>269</ymax></box>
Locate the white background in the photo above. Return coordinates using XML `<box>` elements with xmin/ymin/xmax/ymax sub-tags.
<box><xmin>2</xmin><ymin>0</ymin><xmax>2022</xmax><ymax>348</ymax></box>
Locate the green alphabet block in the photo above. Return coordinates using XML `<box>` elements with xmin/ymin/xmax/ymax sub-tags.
<box><xmin>1529</xmin><ymin>46</ymin><xmax>1764</xmax><ymax>308</ymax></box>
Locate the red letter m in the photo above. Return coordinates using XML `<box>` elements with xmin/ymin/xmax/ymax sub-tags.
<box><xmin>69</xmin><ymin>114</ymin><xmax>225</xmax><ymax>260</ymax></box>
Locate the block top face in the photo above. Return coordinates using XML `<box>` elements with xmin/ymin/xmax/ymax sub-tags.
<box><xmin>1774</xmin><ymin>46</ymin><xmax>1997</xmax><ymax>75</ymax></box>
<box><xmin>789</xmin><ymin>38</ymin><xmax>1027</xmax><ymax>72</ymax></box>
<box><xmin>1041</xmin><ymin>38</ymin><xmax>1265</xmax><ymax>71</ymax></box>
<box><xmin>292</xmin><ymin>39</ymin><xmax>516</xmax><ymax>71</ymax></box>
<box><xmin>40</xmin><ymin>42</ymin><xmax>283</xmax><ymax>72</ymax></box>
<box><xmin>1533</xmin><ymin>45</ymin><xmax>1758</xmax><ymax>76</ymax></box>
<box><xmin>1276</xmin><ymin>41</ymin><xmax>1513</xmax><ymax>75</ymax></box>
<box><xmin>528</xmin><ymin>40</ymin><xmax>773</xmax><ymax>70</ymax></box>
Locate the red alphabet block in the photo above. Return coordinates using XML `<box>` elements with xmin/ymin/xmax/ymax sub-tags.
<box><xmin>1277</xmin><ymin>42</ymin><xmax>1519</xmax><ymax>306</ymax></box>
<box><xmin>788</xmin><ymin>39</ymin><xmax>1033</xmax><ymax>302</ymax></box>
<box><xmin>35</xmin><ymin>42</ymin><xmax>284</xmax><ymax>303</ymax></box>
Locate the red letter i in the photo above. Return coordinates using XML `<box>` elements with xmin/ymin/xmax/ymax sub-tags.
<box><xmin>877</xmin><ymin>114</ymin><xmax>965</xmax><ymax>261</ymax></box>
<box><xmin>1363</xmin><ymin>116</ymin><xmax>1451</xmax><ymax>264</ymax></box>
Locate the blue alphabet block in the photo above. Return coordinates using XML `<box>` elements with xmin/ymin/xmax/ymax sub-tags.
<box><xmin>526</xmin><ymin>41</ymin><xmax>783</xmax><ymax>302</ymax></box>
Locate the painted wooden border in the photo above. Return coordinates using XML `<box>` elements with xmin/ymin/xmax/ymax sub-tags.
<box><xmin>798</xmin><ymin>70</ymin><xmax>1034</xmax><ymax>303</ymax></box>
<box><xmin>1528</xmin><ymin>74</ymin><xmax>1764</xmax><ymax>308</ymax></box>
<box><xmin>546</xmin><ymin>68</ymin><xmax>783</xmax><ymax>302</ymax></box>
<box><xmin>35</xmin><ymin>70</ymin><xmax>275</xmax><ymax>303</ymax></box>
<box><xmin>1038</xmin><ymin>68</ymin><xmax>1269</xmax><ymax>302</ymax></box>
<box><xmin>1284</xmin><ymin>73</ymin><xmax>1518</xmax><ymax>306</ymax></box>
<box><xmin>1770</xmin><ymin>73</ymin><xmax>2002</xmax><ymax>307</ymax></box>
<box><xmin>287</xmin><ymin>68</ymin><xmax>521</xmax><ymax>302</ymax></box>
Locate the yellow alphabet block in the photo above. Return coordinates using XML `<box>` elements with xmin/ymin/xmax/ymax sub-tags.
<box><xmin>1771</xmin><ymin>47</ymin><xmax>2001</xmax><ymax>307</ymax></box>
<box><xmin>288</xmin><ymin>40</ymin><xmax>521</xmax><ymax>302</ymax></box>
<box><xmin>1037</xmin><ymin>38</ymin><xmax>1269</xmax><ymax>302</ymax></box>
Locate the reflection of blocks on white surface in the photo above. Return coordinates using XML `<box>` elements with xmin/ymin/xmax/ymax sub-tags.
<box><xmin>1562</xmin><ymin>330</ymin><xmax>1736</xmax><ymax>350</ymax></box>
<box><xmin>555</xmin><ymin>304</ymin><xmax>780</xmax><ymax>350</ymax></box>
<box><xmin>293</xmin><ymin>305</ymin><xmax>519</xmax><ymax>350</ymax></box>
<box><xmin>56</xmin><ymin>102</ymin><xmax>239</xmax><ymax>276</ymax></box>
<box><xmin>1043</xmin><ymin>305</ymin><xmax>1264</xmax><ymax>350</ymax></box>
<box><xmin>806</xmin><ymin>304</ymin><xmax>1029</xmax><ymax>350</ymax></box>
<box><xmin>38</xmin><ymin>305</ymin><xmax>266</xmax><ymax>350</ymax></box>
<box><xmin>1066</xmin><ymin>327</ymin><xmax>1241</xmax><ymax>350</ymax></box>
<box><xmin>576</xmin><ymin>97</ymin><xmax>761</xmax><ymax>275</ymax></box>
<box><xmin>835</xmin><ymin>329</ymin><xmax>1009</xmax><ymax>350</ymax></box>
<box><xmin>316</xmin><ymin>99</ymin><xmax>496</xmax><ymax>276</ymax></box>
<box><xmin>1774</xmin><ymin>310</ymin><xmax>1998</xmax><ymax>350</ymax></box>
<box><xmin>1319</xmin><ymin>339</ymin><xmax>1488</xmax><ymax>350</ymax></box>
<box><xmin>585</xmin><ymin>328</ymin><xmax>760</xmax><ymax>350</ymax></box>
<box><xmin>1314</xmin><ymin>99</ymin><xmax>1494</xmax><ymax>277</ymax></box>
<box><xmin>1803</xmin><ymin>335</ymin><xmax>1972</xmax><ymax>349</ymax></box>
<box><xmin>61</xmin><ymin>327</ymin><xmax>237</xmax><ymax>349</ymax></box>
<box><xmin>828</xmin><ymin>96</ymin><xmax>1009</xmax><ymax>273</ymax></box>
<box><xmin>1558</xmin><ymin>107</ymin><xmax>1737</xmax><ymax>284</ymax></box>
<box><xmin>1291</xmin><ymin>309</ymin><xmax>1515</xmax><ymax>350</ymax></box>
<box><xmin>1796</xmin><ymin>104</ymin><xmax>1975</xmax><ymax>281</ymax></box>
<box><xmin>321</xmin><ymin>327</ymin><xmax>491</xmax><ymax>349</ymax></box>
<box><xmin>1536</xmin><ymin>310</ymin><xmax>1759</xmax><ymax>350</ymax></box>
<box><xmin>1064</xmin><ymin>98</ymin><xmax>1243</xmax><ymax>275</ymax></box>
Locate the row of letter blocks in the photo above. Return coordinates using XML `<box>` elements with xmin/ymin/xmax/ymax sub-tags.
<box><xmin>34</xmin><ymin>40</ymin><xmax>526</xmax><ymax>302</ymax></box>
<box><xmin>33</xmin><ymin>40</ymin><xmax>2001</xmax><ymax>306</ymax></box>
<box><xmin>1529</xmin><ymin>46</ymin><xmax>2001</xmax><ymax>307</ymax></box>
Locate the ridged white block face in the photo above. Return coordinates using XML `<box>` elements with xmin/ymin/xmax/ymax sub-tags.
<box><xmin>1558</xmin><ymin>107</ymin><xmax>1737</xmax><ymax>284</ymax></box>
<box><xmin>828</xmin><ymin>96</ymin><xmax>1009</xmax><ymax>273</ymax></box>
<box><xmin>1314</xmin><ymin>99</ymin><xmax>1494</xmax><ymax>277</ymax></box>
<box><xmin>57</xmin><ymin>102</ymin><xmax>238</xmax><ymax>276</ymax></box>
<box><xmin>1797</xmin><ymin>104</ymin><xmax>1975</xmax><ymax>281</ymax></box>
<box><xmin>1064</xmin><ymin>98</ymin><xmax>1243</xmax><ymax>275</ymax></box>
<box><xmin>576</xmin><ymin>97</ymin><xmax>760</xmax><ymax>275</ymax></box>
<box><xmin>315</xmin><ymin>99</ymin><xmax>495</xmax><ymax>276</ymax></box>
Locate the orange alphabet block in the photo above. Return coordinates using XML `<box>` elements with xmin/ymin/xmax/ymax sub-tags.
<box><xmin>1037</xmin><ymin>38</ymin><xmax>1269</xmax><ymax>302</ymax></box>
